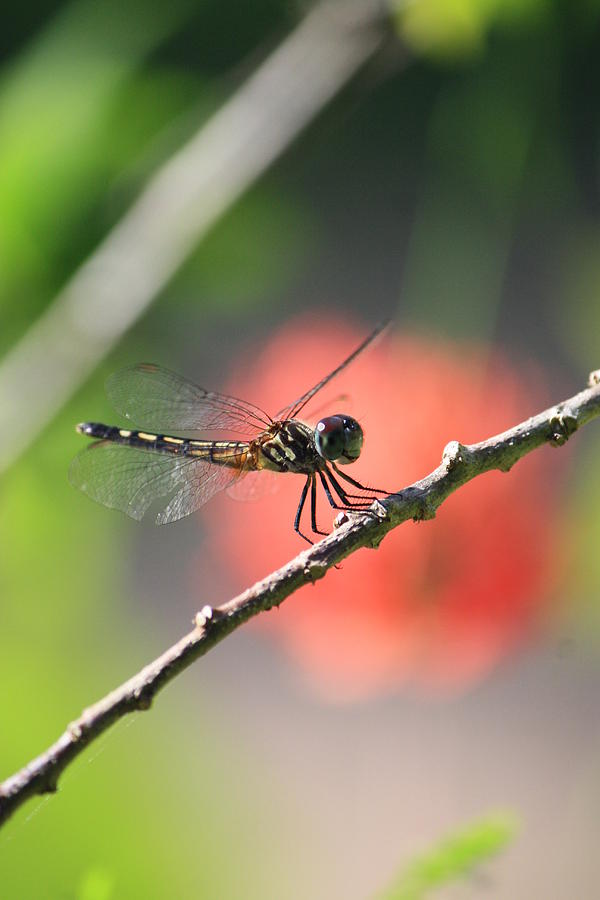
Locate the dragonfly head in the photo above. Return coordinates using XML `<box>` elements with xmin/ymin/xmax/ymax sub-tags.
<box><xmin>314</xmin><ymin>415</ymin><xmax>363</xmax><ymax>465</ymax></box>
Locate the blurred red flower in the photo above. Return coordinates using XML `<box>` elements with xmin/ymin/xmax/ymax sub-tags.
<box><xmin>200</xmin><ymin>314</ymin><xmax>564</xmax><ymax>700</ymax></box>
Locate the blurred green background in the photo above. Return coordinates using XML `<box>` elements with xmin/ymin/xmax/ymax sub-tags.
<box><xmin>1</xmin><ymin>1</ymin><xmax>600</xmax><ymax>897</ymax></box>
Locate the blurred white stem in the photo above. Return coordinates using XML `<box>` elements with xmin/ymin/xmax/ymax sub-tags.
<box><xmin>0</xmin><ymin>0</ymin><xmax>387</xmax><ymax>472</ymax></box>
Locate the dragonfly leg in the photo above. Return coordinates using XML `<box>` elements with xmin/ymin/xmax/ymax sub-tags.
<box><xmin>318</xmin><ymin>469</ymin><xmax>339</xmax><ymax>510</ymax></box>
<box><xmin>310</xmin><ymin>473</ymin><xmax>328</xmax><ymax>536</ymax></box>
<box><xmin>294</xmin><ymin>475</ymin><xmax>314</xmax><ymax>545</ymax></box>
<box><xmin>326</xmin><ymin>468</ymin><xmax>378</xmax><ymax>509</ymax></box>
<box><xmin>330</xmin><ymin>462</ymin><xmax>390</xmax><ymax>496</ymax></box>
<box><xmin>318</xmin><ymin>469</ymin><xmax>373</xmax><ymax>513</ymax></box>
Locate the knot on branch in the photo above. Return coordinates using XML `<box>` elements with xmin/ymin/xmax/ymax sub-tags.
<box><xmin>333</xmin><ymin>501</ymin><xmax>387</xmax><ymax>531</ymax></box>
<box><xmin>42</xmin><ymin>776</ymin><xmax>59</xmax><ymax>795</ymax></box>
<box><xmin>442</xmin><ymin>440</ymin><xmax>467</xmax><ymax>472</ymax></box>
<box><xmin>132</xmin><ymin>687</ymin><xmax>153</xmax><ymax>711</ymax></box>
<box><xmin>333</xmin><ymin>511</ymin><xmax>349</xmax><ymax>529</ymax></box>
<box><xmin>194</xmin><ymin>605</ymin><xmax>214</xmax><ymax>630</ymax></box>
<box><xmin>304</xmin><ymin>561</ymin><xmax>327</xmax><ymax>582</ymax></box>
<box><xmin>68</xmin><ymin>721</ymin><xmax>83</xmax><ymax>741</ymax></box>
<box><xmin>589</xmin><ymin>369</ymin><xmax>600</xmax><ymax>387</ymax></box>
<box><xmin>548</xmin><ymin>408</ymin><xmax>578</xmax><ymax>447</ymax></box>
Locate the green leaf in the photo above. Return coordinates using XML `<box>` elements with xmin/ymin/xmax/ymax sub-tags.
<box><xmin>378</xmin><ymin>812</ymin><xmax>518</xmax><ymax>900</ymax></box>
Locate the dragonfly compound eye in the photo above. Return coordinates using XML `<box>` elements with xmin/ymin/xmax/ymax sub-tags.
<box><xmin>315</xmin><ymin>415</ymin><xmax>363</xmax><ymax>464</ymax></box>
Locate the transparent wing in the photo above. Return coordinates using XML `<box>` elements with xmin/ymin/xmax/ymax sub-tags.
<box><xmin>106</xmin><ymin>364</ymin><xmax>271</xmax><ymax>437</ymax></box>
<box><xmin>277</xmin><ymin>321</ymin><xmax>389</xmax><ymax>421</ymax></box>
<box><xmin>69</xmin><ymin>441</ymin><xmax>244</xmax><ymax>524</ymax></box>
<box><xmin>226</xmin><ymin>468</ymin><xmax>281</xmax><ymax>502</ymax></box>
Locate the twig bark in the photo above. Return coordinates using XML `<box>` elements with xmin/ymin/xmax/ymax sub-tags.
<box><xmin>1</xmin><ymin>369</ymin><xmax>600</xmax><ymax>828</ymax></box>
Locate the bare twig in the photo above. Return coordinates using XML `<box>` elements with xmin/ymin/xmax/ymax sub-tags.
<box><xmin>1</xmin><ymin>371</ymin><xmax>599</xmax><ymax>827</ymax></box>
<box><xmin>0</xmin><ymin>0</ymin><xmax>390</xmax><ymax>474</ymax></box>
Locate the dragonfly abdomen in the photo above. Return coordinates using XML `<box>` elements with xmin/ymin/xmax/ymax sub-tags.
<box><xmin>76</xmin><ymin>422</ymin><xmax>251</xmax><ymax>469</ymax></box>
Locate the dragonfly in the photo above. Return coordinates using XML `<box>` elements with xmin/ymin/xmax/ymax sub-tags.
<box><xmin>70</xmin><ymin>323</ymin><xmax>389</xmax><ymax>543</ymax></box>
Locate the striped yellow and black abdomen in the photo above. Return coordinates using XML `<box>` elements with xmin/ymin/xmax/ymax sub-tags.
<box><xmin>76</xmin><ymin>423</ymin><xmax>251</xmax><ymax>469</ymax></box>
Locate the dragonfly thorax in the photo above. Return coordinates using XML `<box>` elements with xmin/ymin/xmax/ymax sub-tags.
<box><xmin>314</xmin><ymin>414</ymin><xmax>363</xmax><ymax>465</ymax></box>
<box><xmin>256</xmin><ymin>419</ymin><xmax>319</xmax><ymax>474</ymax></box>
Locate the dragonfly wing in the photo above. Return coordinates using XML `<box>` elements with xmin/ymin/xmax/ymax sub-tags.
<box><xmin>69</xmin><ymin>441</ymin><xmax>242</xmax><ymax>524</ymax></box>
<box><xmin>226</xmin><ymin>467</ymin><xmax>280</xmax><ymax>502</ymax></box>
<box><xmin>106</xmin><ymin>364</ymin><xmax>270</xmax><ymax>437</ymax></box>
<box><xmin>276</xmin><ymin>321</ymin><xmax>388</xmax><ymax>421</ymax></box>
